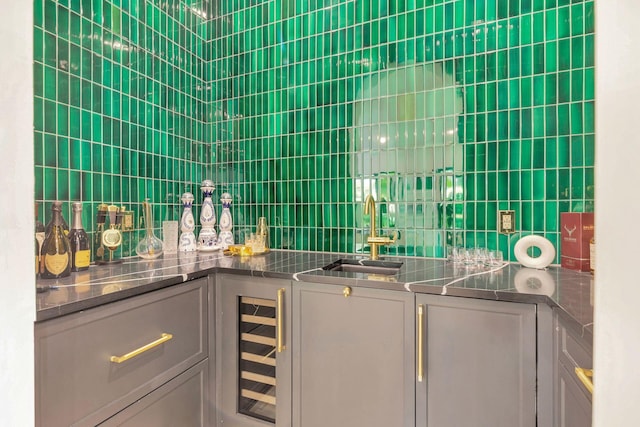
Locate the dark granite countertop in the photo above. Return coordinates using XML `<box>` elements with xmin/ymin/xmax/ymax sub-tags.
<box><xmin>36</xmin><ymin>250</ymin><xmax>594</xmax><ymax>340</ymax></box>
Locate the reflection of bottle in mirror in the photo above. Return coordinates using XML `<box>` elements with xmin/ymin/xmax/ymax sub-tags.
<box><xmin>68</xmin><ymin>202</ymin><xmax>91</xmax><ymax>272</ymax></box>
<box><xmin>40</xmin><ymin>201</ymin><xmax>71</xmax><ymax>279</ymax></box>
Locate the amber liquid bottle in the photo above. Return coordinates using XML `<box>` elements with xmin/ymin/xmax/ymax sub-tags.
<box><xmin>68</xmin><ymin>202</ymin><xmax>91</xmax><ymax>272</ymax></box>
<box><xmin>40</xmin><ymin>201</ymin><xmax>71</xmax><ymax>279</ymax></box>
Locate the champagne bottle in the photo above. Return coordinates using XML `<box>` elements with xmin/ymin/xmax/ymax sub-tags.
<box><xmin>68</xmin><ymin>202</ymin><xmax>91</xmax><ymax>272</ymax></box>
<box><xmin>40</xmin><ymin>201</ymin><xmax>71</xmax><ymax>279</ymax></box>
<box><xmin>45</xmin><ymin>204</ymin><xmax>69</xmax><ymax>237</ymax></box>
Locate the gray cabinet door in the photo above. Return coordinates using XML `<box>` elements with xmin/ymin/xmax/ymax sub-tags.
<box><xmin>292</xmin><ymin>282</ymin><xmax>415</xmax><ymax>427</ymax></box>
<box><xmin>99</xmin><ymin>359</ymin><xmax>209</xmax><ymax>427</ymax></box>
<box><xmin>216</xmin><ymin>275</ymin><xmax>292</xmax><ymax>427</ymax></box>
<box><xmin>557</xmin><ymin>363</ymin><xmax>592</xmax><ymax>427</ymax></box>
<box><xmin>416</xmin><ymin>294</ymin><xmax>536</xmax><ymax>427</ymax></box>
<box><xmin>554</xmin><ymin>312</ymin><xmax>593</xmax><ymax>427</ymax></box>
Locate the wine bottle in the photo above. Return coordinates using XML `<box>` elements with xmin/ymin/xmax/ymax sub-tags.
<box><xmin>45</xmin><ymin>204</ymin><xmax>69</xmax><ymax>237</ymax></box>
<box><xmin>68</xmin><ymin>202</ymin><xmax>91</xmax><ymax>272</ymax></box>
<box><xmin>40</xmin><ymin>201</ymin><xmax>71</xmax><ymax>279</ymax></box>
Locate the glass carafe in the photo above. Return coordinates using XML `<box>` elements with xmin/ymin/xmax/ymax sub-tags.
<box><xmin>136</xmin><ymin>199</ymin><xmax>164</xmax><ymax>259</ymax></box>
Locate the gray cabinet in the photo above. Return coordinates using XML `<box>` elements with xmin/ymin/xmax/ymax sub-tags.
<box><xmin>292</xmin><ymin>282</ymin><xmax>415</xmax><ymax>427</ymax></box>
<box><xmin>216</xmin><ymin>275</ymin><xmax>292</xmax><ymax>427</ymax></box>
<box><xmin>35</xmin><ymin>278</ymin><xmax>209</xmax><ymax>427</ymax></box>
<box><xmin>416</xmin><ymin>294</ymin><xmax>537</xmax><ymax>427</ymax></box>
<box><xmin>99</xmin><ymin>360</ymin><xmax>209</xmax><ymax>426</ymax></box>
<box><xmin>554</xmin><ymin>311</ymin><xmax>593</xmax><ymax>427</ymax></box>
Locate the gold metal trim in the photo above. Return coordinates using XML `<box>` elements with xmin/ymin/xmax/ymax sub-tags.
<box><xmin>277</xmin><ymin>288</ymin><xmax>286</xmax><ymax>353</ymax></box>
<box><xmin>343</xmin><ymin>286</ymin><xmax>352</xmax><ymax>297</ymax></box>
<box><xmin>110</xmin><ymin>333</ymin><xmax>173</xmax><ymax>364</ymax></box>
<box><xmin>418</xmin><ymin>305</ymin><xmax>424</xmax><ymax>382</ymax></box>
<box><xmin>575</xmin><ymin>367</ymin><xmax>594</xmax><ymax>394</ymax></box>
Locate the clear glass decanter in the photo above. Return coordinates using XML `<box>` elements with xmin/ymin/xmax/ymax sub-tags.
<box><xmin>136</xmin><ymin>199</ymin><xmax>164</xmax><ymax>259</ymax></box>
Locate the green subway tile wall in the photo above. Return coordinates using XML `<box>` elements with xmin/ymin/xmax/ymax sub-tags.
<box><xmin>34</xmin><ymin>0</ymin><xmax>212</xmax><ymax>258</ymax></box>
<box><xmin>35</xmin><ymin>0</ymin><xmax>594</xmax><ymax>262</ymax></box>
<box><xmin>210</xmin><ymin>0</ymin><xmax>595</xmax><ymax>260</ymax></box>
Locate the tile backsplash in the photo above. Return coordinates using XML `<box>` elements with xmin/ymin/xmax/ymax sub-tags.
<box><xmin>35</xmin><ymin>0</ymin><xmax>595</xmax><ymax>261</ymax></box>
<box><xmin>34</xmin><ymin>0</ymin><xmax>213</xmax><ymax>257</ymax></box>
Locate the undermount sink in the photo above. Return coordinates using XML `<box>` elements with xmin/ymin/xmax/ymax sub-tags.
<box><xmin>322</xmin><ymin>259</ymin><xmax>403</xmax><ymax>276</ymax></box>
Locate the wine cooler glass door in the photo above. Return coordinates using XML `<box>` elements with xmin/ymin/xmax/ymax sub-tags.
<box><xmin>238</xmin><ymin>296</ymin><xmax>277</xmax><ymax>423</ymax></box>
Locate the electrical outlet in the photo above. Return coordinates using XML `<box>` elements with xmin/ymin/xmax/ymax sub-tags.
<box><xmin>498</xmin><ymin>210</ymin><xmax>516</xmax><ymax>234</ymax></box>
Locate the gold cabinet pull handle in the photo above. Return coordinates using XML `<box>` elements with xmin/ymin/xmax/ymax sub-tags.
<box><xmin>343</xmin><ymin>286</ymin><xmax>352</xmax><ymax>297</ymax></box>
<box><xmin>277</xmin><ymin>288</ymin><xmax>286</xmax><ymax>353</ymax></box>
<box><xmin>110</xmin><ymin>333</ymin><xmax>173</xmax><ymax>364</ymax></box>
<box><xmin>417</xmin><ymin>304</ymin><xmax>424</xmax><ymax>382</ymax></box>
<box><xmin>575</xmin><ymin>367</ymin><xmax>594</xmax><ymax>394</ymax></box>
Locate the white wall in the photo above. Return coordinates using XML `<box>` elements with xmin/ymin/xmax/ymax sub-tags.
<box><xmin>594</xmin><ymin>1</ymin><xmax>640</xmax><ymax>425</ymax></box>
<box><xmin>0</xmin><ymin>3</ymin><xmax>35</xmax><ymax>425</ymax></box>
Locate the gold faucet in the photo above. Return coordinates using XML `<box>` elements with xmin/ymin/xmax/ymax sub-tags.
<box><xmin>364</xmin><ymin>195</ymin><xmax>397</xmax><ymax>260</ymax></box>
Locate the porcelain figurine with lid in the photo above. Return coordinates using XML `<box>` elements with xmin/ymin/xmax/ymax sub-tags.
<box><xmin>197</xmin><ymin>180</ymin><xmax>219</xmax><ymax>251</ymax></box>
<box><xmin>217</xmin><ymin>192</ymin><xmax>234</xmax><ymax>250</ymax></box>
<box><xmin>179</xmin><ymin>192</ymin><xmax>197</xmax><ymax>252</ymax></box>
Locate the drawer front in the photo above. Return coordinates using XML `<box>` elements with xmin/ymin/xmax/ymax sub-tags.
<box><xmin>99</xmin><ymin>359</ymin><xmax>209</xmax><ymax>427</ymax></box>
<box><xmin>36</xmin><ymin>278</ymin><xmax>208</xmax><ymax>427</ymax></box>
<box><xmin>557</xmin><ymin>318</ymin><xmax>593</xmax><ymax>372</ymax></box>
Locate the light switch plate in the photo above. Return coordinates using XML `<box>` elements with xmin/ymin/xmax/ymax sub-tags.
<box><xmin>498</xmin><ymin>210</ymin><xmax>516</xmax><ymax>234</ymax></box>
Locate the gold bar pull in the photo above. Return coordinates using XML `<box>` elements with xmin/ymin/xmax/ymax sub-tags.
<box><xmin>418</xmin><ymin>304</ymin><xmax>424</xmax><ymax>382</ymax></box>
<box><xmin>110</xmin><ymin>333</ymin><xmax>173</xmax><ymax>364</ymax></box>
<box><xmin>575</xmin><ymin>367</ymin><xmax>594</xmax><ymax>394</ymax></box>
<box><xmin>343</xmin><ymin>286</ymin><xmax>352</xmax><ymax>297</ymax></box>
<box><xmin>277</xmin><ymin>288</ymin><xmax>286</xmax><ymax>353</ymax></box>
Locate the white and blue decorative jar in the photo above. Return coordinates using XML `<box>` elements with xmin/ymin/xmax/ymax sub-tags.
<box><xmin>218</xmin><ymin>192</ymin><xmax>234</xmax><ymax>250</ymax></box>
<box><xmin>179</xmin><ymin>192</ymin><xmax>197</xmax><ymax>252</ymax></box>
<box><xmin>197</xmin><ymin>180</ymin><xmax>219</xmax><ymax>251</ymax></box>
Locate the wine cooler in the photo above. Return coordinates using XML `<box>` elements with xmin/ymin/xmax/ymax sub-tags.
<box><xmin>217</xmin><ymin>275</ymin><xmax>291</xmax><ymax>427</ymax></box>
<box><xmin>238</xmin><ymin>296</ymin><xmax>277</xmax><ymax>422</ymax></box>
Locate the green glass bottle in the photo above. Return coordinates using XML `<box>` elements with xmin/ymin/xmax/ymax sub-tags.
<box><xmin>40</xmin><ymin>201</ymin><xmax>71</xmax><ymax>279</ymax></box>
<box><xmin>68</xmin><ymin>202</ymin><xmax>91</xmax><ymax>272</ymax></box>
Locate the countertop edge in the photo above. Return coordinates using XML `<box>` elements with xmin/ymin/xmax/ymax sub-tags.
<box><xmin>36</xmin><ymin>251</ymin><xmax>593</xmax><ymax>339</ymax></box>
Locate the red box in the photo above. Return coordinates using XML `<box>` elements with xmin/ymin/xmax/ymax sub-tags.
<box><xmin>560</xmin><ymin>212</ymin><xmax>594</xmax><ymax>272</ymax></box>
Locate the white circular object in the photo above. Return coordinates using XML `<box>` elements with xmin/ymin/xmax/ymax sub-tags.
<box><xmin>514</xmin><ymin>268</ymin><xmax>556</xmax><ymax>296</ymax></box>
<box><xmin>513</xmin><ymin>235</ymin><xmax>556</xmax><ymax>269</ymax></box>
